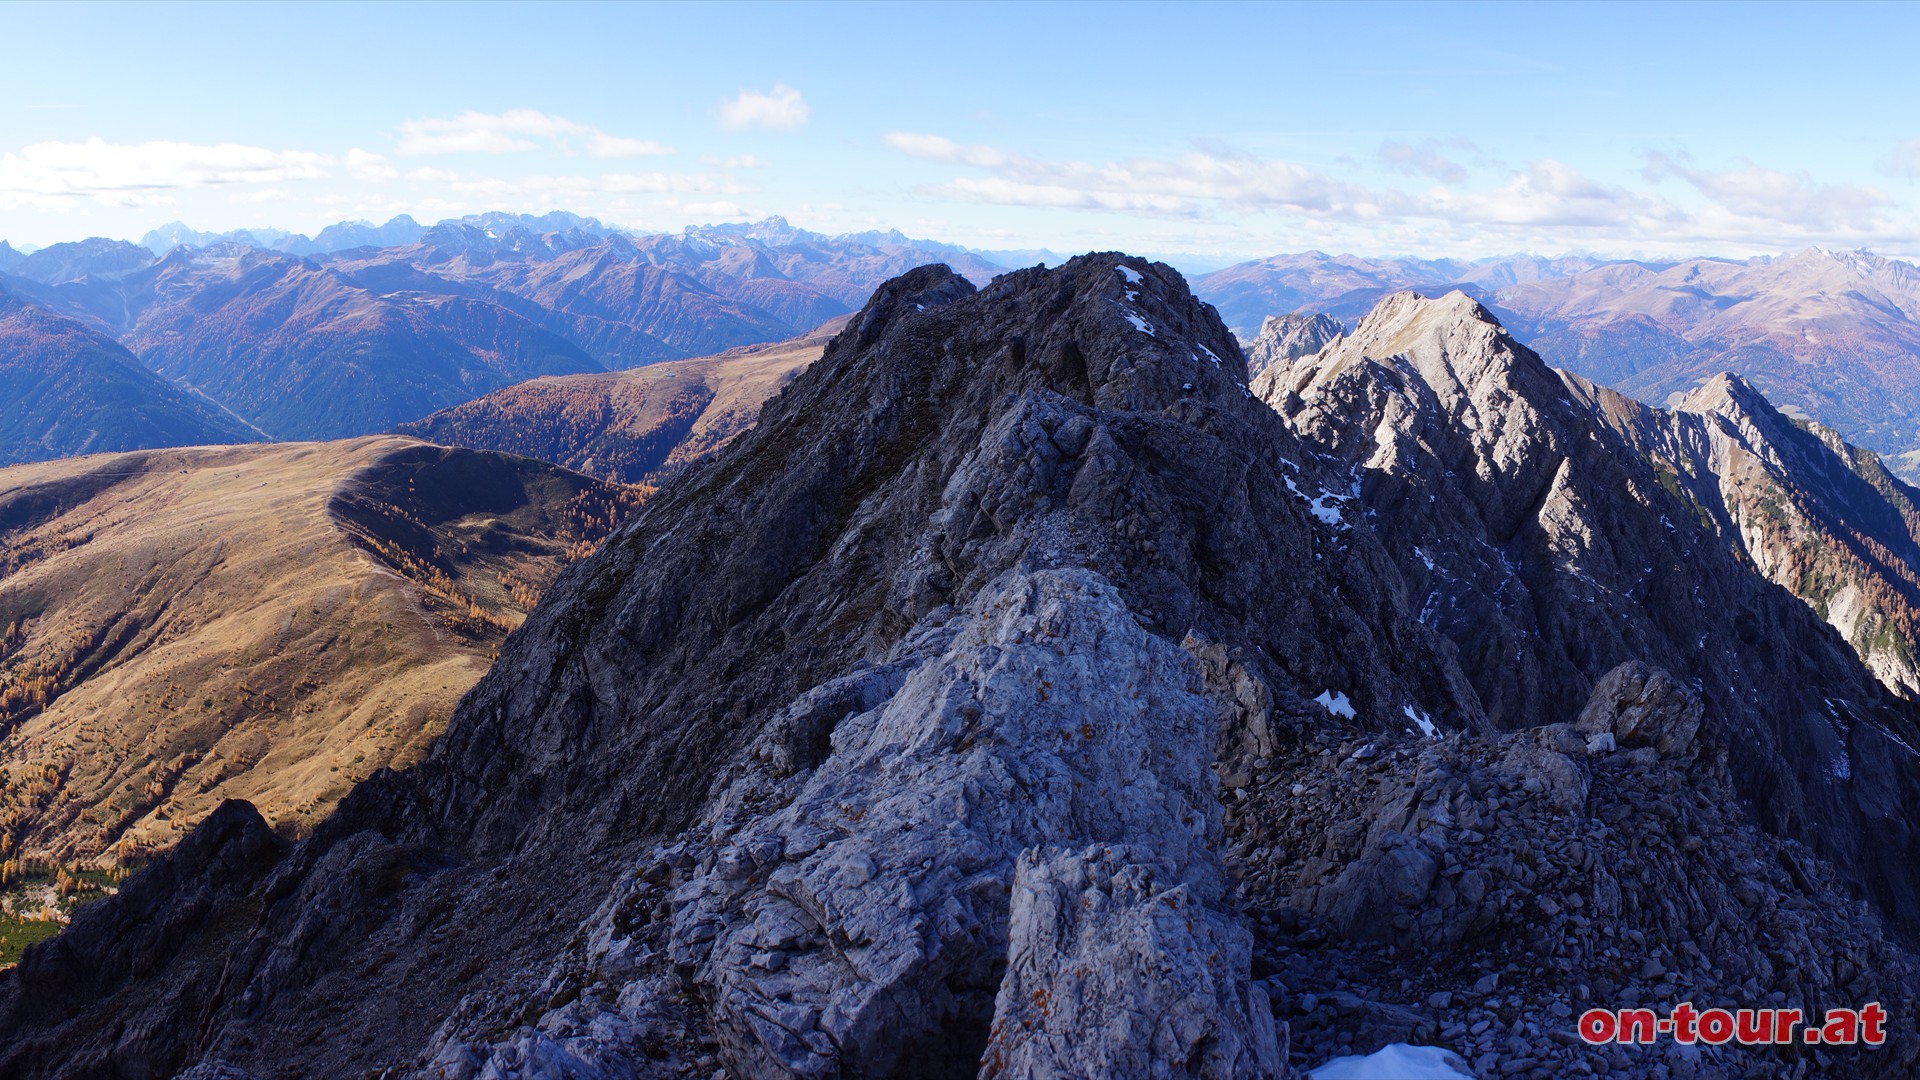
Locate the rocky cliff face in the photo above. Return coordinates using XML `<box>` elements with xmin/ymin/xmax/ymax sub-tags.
<box><xmin>1245</xmin><ymin>312</ymin><xmax>1342</xmax><ymax>380</ymax></box>
<box><xmin>1572</xmin><ymin>370</ymin><xmax>1920</xmax><ymax>697</ymax></box>
<box><xmin>1253</xmin><ymin>291</ymin><xmax>1920</xmax><ymax>928</ymax></box>
<box><xmin>4</xmin><ymin>263</ymin><xmax>1920</xmax><ymax>1080</ymax></box>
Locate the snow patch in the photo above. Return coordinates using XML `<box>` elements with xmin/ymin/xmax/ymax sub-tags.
<box><xmin>1314</xmin><ymin>689</ymin><xmax>1356</xmax><ymax>719</ymax></box>
<box><xmin>1308</xmin><ymin>1043</ymin><xmax>1472</xmax><ymax>1079</ymax></box>
<box><xmin>1404</xmin><ymin>704</ymin><xmax>1439</xmax><ymax>738</ymax></box>
<box><xmin>1122</xmin><ymin>309</ymin><xmax>1156</xmax><ymax>337</ymax></box>
<box><xmin>1114</xmin><ymin>264</ymin><xmax>1143</xmax><ymax>285</ymax></box>
<box><xmin>1198</xmin><ymin>343</ymin><xmax>1223</xmax><ymax>366</ymax></box>
<box><xmin>1308</xmin><ymin>495</ymin><xmax>1344</xmax><ymax>527</ymax></box>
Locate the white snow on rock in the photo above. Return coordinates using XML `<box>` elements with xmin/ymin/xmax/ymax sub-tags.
<box><xmin>1123</xmin><ymin>309</ymin><xmax>1156</xmax><ymax>336</ymax></box>
<box><xmin>1114</xmin><ymin>264</ymin><xmax>1143</xmax><ymax>285</ymax></box>
<box><xmin>1314</xmin><ymin>689</ymin><xmax>1356</xmax><ymax>719</ymax></box>
<box><xmin>1403</xmin><ymin>704</ymin><xmax>1439</xmax><ymax>738</ymax></box>
<box><xmin>1308</xmin><ymin>1042</ymin><xmax>1472</xmax><ymax>1078</ymax></box>
<box><xmin>1282</xmin><ymin>476</ymin><xmax>1350</xmax><ymax>529</ymax></box>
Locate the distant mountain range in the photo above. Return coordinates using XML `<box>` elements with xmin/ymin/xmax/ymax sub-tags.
<box><xmin>13</xmin><ymin>211</ymin><xmax>1920</xmax><ymax>493</ymax></box>
<box><xmin>0</xmin><ymin>284</ymin><xmax>261</xmax><ymax>464</ymax></box>
<box><xmin>1194</xmin><ymin>247</ymin><xmax>1920</xmax><ymax>481</ymax></box>
<box><xmin>0</xmin><ymin>214</ymin><xmax>1014</xmax><ymax>458</ymax></box>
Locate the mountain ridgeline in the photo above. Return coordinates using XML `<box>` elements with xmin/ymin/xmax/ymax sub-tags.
<box><xmin>1195</xmin><ymin>247</ymin><xmax>1920</xmax><ymax>484</ymax></box>
<box><xmin>0</xmin><ymin>215</ymin><xmax>1008</xmax><ymax>460</ymax></box>
<box><xmin>0</xmin><ymin>285</ymin><xmax>260</xmax><ymax>465</ymax></box>
<box><xmin>394</xmin><ymin>316</ymin><xmax>847</xmax><ymax>484</ymax></box>
<box><xmin>5</xmin><ymin>256</ymin><xmax>1920</xmax><ymax>1079</ymax></box>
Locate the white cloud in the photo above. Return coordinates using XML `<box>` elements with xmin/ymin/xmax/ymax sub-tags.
<box><xmin>1879</xmin><ymin>139</ymin><xmax>1920</xmax><ymax>180</ymax></box>
<box><xmin>880</xmin><ymin>129</ymin><xmax>1920</xmax><ymax>253</ymax></box>
<box><xmin>228</xmin><ymin>187</ymin><xmax>293</xmax><ymax>204</ymax></box>
<box><xmin>884</xmin><ymin>132</ymin><xmax>1010</xmax><ymax>169</ymax></box>
<box><xmin>396</xmin><ymin>109</ymin><xmax>672</xmax><ymax>157</ymax></box>
<box><xmin>677</xmin><ymin>200</ymin><xmax>748</xmax><ymax>219</ymax></box>
<box><xmin>885</xmin><ymin>131</ymin><xmax>1391</xmax><ymax>218</ymax></box>
<box><xmin>443</xmin><ymin>171</ymin><xmax>742</xmax><ymax>200</ymax></box>
<box><xmin>0</xmin><ymin>137</ymin><xmax>328</xmax><ymax>208</ymax></box>
<box><xmin>1645</xmin><ymin>152</ymin><xmax>1891</xmax><ymax>234</ymax></box>
<box><xmin>345</xmin><ymin>148</ymin><xmax>398</xmax><ymax>182</ymax></box>
<box><xmin>720</xmin><ymin>84</ymin><xmax>811</xmax><ymax>131</ymax></box>
<box><xmin>944</xmin><ymin>176</ymin><xmax>1194</xmax><ymax>214</ymax></box>
<box><xmin>702</xmin><ymin>154</ymin><xmax>770</xmax><ymax>169</ymax></box>
<box><xmin>1378</xmin><ymin>138</ymin><xmax>1474</xmax><ymax>184</ymax></box>
<box><xmin>1427</xmin><ymin>160</ymin><xmax>1677</xmax><ymax>229</ymax></box>
<box><xmin>587</xmin><ymin>133</ymin><xmax>675</xmax><ymax>159</ymax></box>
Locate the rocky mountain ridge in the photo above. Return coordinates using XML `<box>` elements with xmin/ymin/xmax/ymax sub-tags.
<box><xmin>1582</xmin><ymin>370</ymin><xmax>1920</xmax><ymax>697</ymax></box>
<box><xmin>1245</xmin><ymin>312</ymin><xmax>1344</xmax><ymax>380</ymax></box>
<box><xmin>1197</xmin><ymin>247</ymin><xmax>1920</xmax><ymax>484</ymax></box>
<box><xmin>2</xmin><ymin>258</ymin><xmax>1918</xmax><ymax>1079</ymax></box>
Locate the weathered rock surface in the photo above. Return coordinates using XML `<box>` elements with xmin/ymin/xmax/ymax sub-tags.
<box><xmin>662</xmin><ymin>568</ymin><xmax>1253</xmax><ymax>1077</ymax></box>
<box><xmin>1255</xmin><ymin>290</ymin><xmax>1920</xmax><ymax>933</ymax></box>
<box><xmin>983</xmin><ymin>844</ymin><xmax>1285</xmax><ymax>1078</ymax></box>
<box><xmin>1228</xmin><ymin>680</ymin><xmax>1920</xmax><ymax>1079</ymax></box>
<box><xmin>5</xmin><ymin>266</ymin><xmax>1920</xmax><ymax>1080</ymax></box>
<box><xmin>1245</xmin><ymin>312</ymin><xmax>1342</xmax><ymax>381</ymax></box>
<box><xmin>1575</xmin><ymin>661</ymin><xmax>1702</xmax><ymax>758</ymax></box>
<box><xmin>1565</xmin><ymin>368</ymin><xmax>1920</xmax><ymax>698</ymax></box>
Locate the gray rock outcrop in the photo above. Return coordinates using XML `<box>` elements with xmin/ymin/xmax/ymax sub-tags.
<box><xmin>1255</xmin><ymin>290</ymin><xmax>1920</xmax><ymax>931</ymax></box>
<box><xmin>1244</xmin><ymin>312</ymin><xmax>1342</xmax><ymax>381</ymax></box>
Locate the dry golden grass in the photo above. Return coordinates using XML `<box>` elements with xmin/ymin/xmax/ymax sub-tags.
<box><xmin>397</xmin><ymin>316</ymin><xmax>843</xmax><ymax>484</ymax></box>
<box><xmin>0</xmin><ymin>436</ymin><xmax>633</xmax><ymax>864</ymax></box>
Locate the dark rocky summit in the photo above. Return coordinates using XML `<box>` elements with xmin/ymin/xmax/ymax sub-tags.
<box><xmin>3</xmin><ymin>259</ymin><xmax>1919</xmax><ymax>1079</ymax></box>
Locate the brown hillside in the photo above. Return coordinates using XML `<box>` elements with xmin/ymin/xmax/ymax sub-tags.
<box><xmin>396</xmin><ymin>316</ymin><xmax>845</xmax><ymax>483</ymax></box>
<box><xmin>0</xmin><ymin>437</ymin><xmax>637</xmax><ymax>863</ymax></box>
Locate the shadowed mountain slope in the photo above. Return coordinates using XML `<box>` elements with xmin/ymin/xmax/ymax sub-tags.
<box><xmin>0</xmin><ymin>286</ymin><xmax>261</xmax><ymax>465</ymax></box>
<box><xmin>1255</xmin><ymin>290</ymin><xmax>1920</xmax><ymax>914</ymax></box>
<box><xmin>1572</xmin><ymin>370</ymin><xmax>1920</xmax><ymax>697</ymax></box>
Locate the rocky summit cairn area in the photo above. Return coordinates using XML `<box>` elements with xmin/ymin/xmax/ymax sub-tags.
<box><xmin>4</xmin><ymin>255</ymin><xmax>1920</xmax><ymax>1079</ymax></box>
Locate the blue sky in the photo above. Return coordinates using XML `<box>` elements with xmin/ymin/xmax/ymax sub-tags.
<box><xmin>5</xmin><ymin>0</ymin><xmax>1919</xmax><ymax>261</ymax></box>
